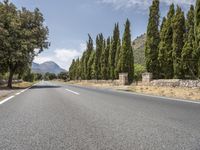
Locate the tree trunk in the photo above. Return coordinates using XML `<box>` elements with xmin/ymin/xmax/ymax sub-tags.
<box><xmin>7</xmin><ymin>70</ymin><xmax>14</xmax><ymax>89</ymax></box>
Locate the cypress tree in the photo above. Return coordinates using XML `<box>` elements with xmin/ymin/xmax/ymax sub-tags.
<box><xmin>87</xmin><ymin>51</ymin><xmax>96</xmax><ymax>79</ymax></box>
<box><xmin>69</xmin><ymin>59</ymin><xmax>76</xmax><ymax>80</ymax></box>
<box><xmin>95</xmin><ymin>33</ymin><xmax>104</xmax><ymax>79</ymax></box>
<box><xmin>145</xmin><ymin>0</ymin><xmax>160</xmax><ymax>79</ymax></box>
<box><xmin>158</xmin><ymin>4</ymin><xmax>175</xmax><ymax>79</ymax></box>
<box><xmin>114</xmin><ymin>39</ymin><xmax>121</xmax><ymax>79</ymax></box>
<box><xmin>118</xmin><ymin>19</ymin><xmax>134</xmax><ymax>83</ymax></box>
<box><xmin>101</xmin><ymin>37</ymin><xmax>110</xmax><ymax>80</ymax></box>
<box><xmin>172</xmin><ymin>6</ymin><xmax>185</xmax><ymax>79</ymax></box>
<box><xmin>194</xmin><ymin>0</ymin><xmax>200</xmax><ymax>78</ymax></box>
<box><xmin>85</xmin><ymin>34</ymin><xmax>94</xmax><ymax>79</ymax></box>
<box><xmin>109</xmin><ymin>23</ymin><xmax>120</xmax><ymax>80</ymax></box>
<box><xmin>182</xmin><ymin>5</ymin><xmax>196</xmax><ymax>79</ymax></box>
<box><xmin>80</xmin><ymin>51</ymin><xmax>86</xmax><ymax>80</ymax></box>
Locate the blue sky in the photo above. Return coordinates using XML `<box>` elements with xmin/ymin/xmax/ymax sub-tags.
<box><xmin>7</xmin><ymin>0</ymin><xmax>195</xmax><ymax>70</ymax></box>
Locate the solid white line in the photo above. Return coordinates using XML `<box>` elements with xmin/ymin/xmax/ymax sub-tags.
<box><xmin>0</xmin><ymin>96</ymin><xmax>15</xmax><ymax>105</ymax></box>
<box><xmin>65</xmin><ymin>89</ymin><xmax>80</xmax><ymax>95</ymax></box>
<box><xmin>15</xmin><ymin>92</ymin><xmax>21</xmax><ymax>96</ymax></box>
<box><xmin>0</xmin><ymin>82</ymin><xmax>39</xmax><ymax>106</ymax></box>
<box><xmin>116</xmin><ymin>90</ymin><xmax>200</xmax><ymax>105</ymax></box>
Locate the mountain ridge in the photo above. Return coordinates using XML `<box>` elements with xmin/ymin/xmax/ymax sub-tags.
<box><xmin>32</xmin><ymin>61</ymin><xmax>66</xmax><ymax>74</ymax></box>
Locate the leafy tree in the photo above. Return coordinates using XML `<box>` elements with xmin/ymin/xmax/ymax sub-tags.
<box><xmin>34</xmin><ymin>73</ymin><xmax>43</xmax><ymax>81</ymax></box>
<box><xmin>0</xmin><ymin>0</ymin><xmax>49</xmax><ymax>88</ymax></box>
<box><xmin>194</xmin><ymin>0</ymin><xmax>200</xmax><ymax>78</ymax></box>
<box><xmin>145</xmin><ymin>0</ymin><xmax>160</xmax><ymax>79</ymax></box>
<box><xmin>118</xmin><ymin>19</ymin><xmax>134</xmax><ymax>83</ymax></box>
<box><xmin>101</xmin><ymin>38</ymin><xmax>110</xmax><ymax>80</ymax></box>
<box><xmin>172</xmin><ymin>6</ymin><xmax>185</xmax><ymax>79</ymax></box>
<box><xmin>158</xmin><ymin>4</ymin><xmax>175</xmax><ymax>79</ymax></box>
<box><xmin>23</xmin><ymin>70</ymin><xmax>35</xmax><ymax>82</ymax></box>
<box><xmin>95</xmin><ymin>33</ymin><xmax>104</xmax><ymax>79</ymax></box>
<box><xmin>109</xmin><ymin>23</ymin><xmax>120</xmax><ymax>80</ymax></box>
<box><xmin>57</xmin><ymin>72</ymin><xmax>69</xmax><ymax>81</ymax></box>
<box><xmin>182</xmin><ymin>5</ymin><xmax>196</xmax><ymax>79</ymax></box>
<box><xmin>134</xmin><ymin>64</ymin><xmax>146</xmax><ymax>82</ymax></box>
<box><xmin>44</xmin><ymin>72</ymin><xmax>57</xmax><ymax>80</ymax></box>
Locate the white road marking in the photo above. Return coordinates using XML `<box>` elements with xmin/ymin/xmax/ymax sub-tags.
<box><xmin>65</xmin><ymin>89</ymin><xmax>80</xmax><ymax>95</ymax></box>
<box><xmin>15</xmin><ymin>92</ymin><xmax>21</xmax><ymax>96</ymax></box>
<box><xmin>116</xmin><ymin>90</ymin><xmax>200</xmax><ymax>105</ymax></box>
<box><xmin>0</xmin><ymin>82</ymin><xmax>39</xmax><ymax>105</ymax></box>
<box><xmin>0</xmin><ymin>96</ymin><xmax>15</xmax><ymax>105</ymax></box>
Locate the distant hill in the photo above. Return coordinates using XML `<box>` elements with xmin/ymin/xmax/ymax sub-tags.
<box><xmin>132</xmin><ymin>33</ymin><xmax>146</xmax><ymax>65</ymax></box>
<box><xmin>32</xmin><ymin>61</ymin><xmax>66</xmax><ymax>74</ymax></box>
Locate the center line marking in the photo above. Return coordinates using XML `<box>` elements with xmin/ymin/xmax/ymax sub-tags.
<box><xmin>65</xmin><ymin>89</ymin><xmax>80</xmax><ymax>95</ymax></box>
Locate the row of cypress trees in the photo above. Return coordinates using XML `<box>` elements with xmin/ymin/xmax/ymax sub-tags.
<box><xmin>69</xmin><ymin>19</ymin><xmax>134</xmax><ymax>82</ymax></box>
<box><xmin>146</xmin><ymin>0</ymin><xmax>200</xmax><ymax>79</ymax></box>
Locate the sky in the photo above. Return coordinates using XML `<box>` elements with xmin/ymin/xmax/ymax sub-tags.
<box><xmin>5</xmin><ymin>0</ymin><xmax>195</xmax><ymax>70</ymax></box>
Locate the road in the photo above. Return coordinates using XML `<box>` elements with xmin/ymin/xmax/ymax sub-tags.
<box><xmin>0</xmin><ymin>81</ymin><xmax>200</xmax><ymax>150</ymax></box>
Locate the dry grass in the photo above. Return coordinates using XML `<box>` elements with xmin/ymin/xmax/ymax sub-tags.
<box><xmin>0</xmin><ymin>82</ymin><xmax>35</xmax><ymax>90</ymax></box>
<box><xmin>128</xmin><ymin>86</ymin><xmax>200</xmax><ymax>101</ymax></box>
<box><xmin>65</xmin><ymin>81</ymin><xmax>200</xmax><ymax>101</ymax></box>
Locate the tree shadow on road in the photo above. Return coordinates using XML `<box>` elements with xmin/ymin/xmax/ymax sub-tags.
<box><xmin>30</xmin><ymin>85</ymin><xmax>61</xmax><ymax>89</ymax></box>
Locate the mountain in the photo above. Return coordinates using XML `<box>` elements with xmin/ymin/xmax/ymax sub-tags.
<box><xmin>32</xmin><ymin>61</ymin><xmax>66</xmax><ymax>74</ymax></box>
<box><xmin>132</xmin><ymin>33</ymin><xmax>146</xmax><ymax>65</ymax></box>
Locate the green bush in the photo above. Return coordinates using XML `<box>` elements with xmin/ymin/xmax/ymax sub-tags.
<box><xmin>134</xmin><ymin>64</ymin><xmax>146</xmax><ymax>81</ymax></box>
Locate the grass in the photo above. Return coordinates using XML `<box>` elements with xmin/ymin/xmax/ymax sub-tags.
<box><xmin>0</xmin><ymin>81</ymin><xmax>36</xmax><ymax>90</ymax></box>
<box><xmin>127</xmin><ymin>86</ymin><xmax>200</xmax><ymax>101</ymax></box>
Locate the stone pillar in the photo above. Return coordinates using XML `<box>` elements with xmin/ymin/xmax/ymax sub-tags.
<box><xmin>119</xmin><ymin>73</ymin><xmax>129</xmax><ymax>85</ymax></box>
<box><xmin>142</xmin><ymin>72</ymin><xmax>153</xmax><ymax>83</ymax></box>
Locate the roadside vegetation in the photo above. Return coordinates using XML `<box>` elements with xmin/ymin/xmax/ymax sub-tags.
<box><xmin>0</xmin><ymin>0</ymin><xmax>49</xmax><ymax>88</ymax></box>
<box><xmin>68</xmin><ymin>20</ymin><xmax>134</xmax><ymax>83</ymax></box>
<box><xmin>69</xmin><ymin>0</ymin><xmax>200</xmax><ymax>82</ymax></box>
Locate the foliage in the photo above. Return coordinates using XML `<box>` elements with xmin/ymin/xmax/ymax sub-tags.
<box><xmin>57</xmin><ymin>72</ymin><xmax>69</xmax><ymax>81</ymax></box>
<box><xmin>44</xmin><ymin>72</ymin><xmax>57</xmax><ymax>80</ymax></box>
<box><xmin>117</xmin><ymin>19</ymin><xmax>134</xmax><ymax>82</ymax></box>
<box><xmin>145</xmin><ymin>0</ymin><xmax>160</xmax><ymax>79</ymax></box>
<box><xmin>134</xmin><ymin>64</ymin><xmax>146</xmax><ymax>81</ymax></box>
<box><xmin>182</xmin><ymin>5</ymin><xmax>196</xmax><ymax>79</ymax></box>
<box><xmin>195</xmin><ymin>0</ymin><xmax>200</xmax><ymax>78</ymax></box>
<box><xmin>95</xmin><ymin>33</ymin><xmax>104</xmax><ymax>79</ymax></box>
<box><xmin>172</xmin><ymin>6</ymin><xmax>185</xmax><ymax>79</ymax></box>
<box><xmin>101</xmin><ymin>37</ymin><xmax>110</xmax><ymax>80</ymax></box>
<box><xmin>68</xmin><ymin>21</ymin><xmax>134</xmax><ymax>83</ymax></box>
<box><xmin>109</xmin><ymin>23</ymin><xmax>120</xmax><ymax>80</ymax></box>
<box><xmin>0</xmin><ymin>0</ymin><xmax>49</xmax><ymax>88</ymax></box>
<box><xmin>158</xmin><ymin>4</ymin><xmax>174</xmax><ymax>79</ymax></box>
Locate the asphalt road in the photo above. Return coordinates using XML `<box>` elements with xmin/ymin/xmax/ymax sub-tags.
<box><xmin>0</xmin><ymin>81</ymin><xmax>200</xmax><ymax>150</ymax></box>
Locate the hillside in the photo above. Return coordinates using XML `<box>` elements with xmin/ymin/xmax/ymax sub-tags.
<box><xmin>32</xmin><ymin>61</ymin><xmax>66</xmax><ymax>74</ymax></box>
<box><xmin>132</xmin><ymin>34</ymin><xmax>146</xmax><ymax>65</ymax></box>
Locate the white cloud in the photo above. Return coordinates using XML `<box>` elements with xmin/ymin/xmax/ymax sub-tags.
<box><xmin>34</xmin><ymin>43</ymin><xmax>86</xmax><ymax>70</ymax></box>
<box><xmin>98</xmin><ymin>0</ymin><xmax>195</xmax><ymax>10</ymax></box>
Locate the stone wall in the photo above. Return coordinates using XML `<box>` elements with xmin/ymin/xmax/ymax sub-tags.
<box><xmin>150</xmin><ymin>79</ymin><xmax>200</xmax><ymax>88</ymax></box>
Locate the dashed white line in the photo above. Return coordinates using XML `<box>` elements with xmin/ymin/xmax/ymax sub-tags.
<box><xmin>65</xmin><ymin>89</ymin><xmax>80</xmax><ymax>95</ymax></box>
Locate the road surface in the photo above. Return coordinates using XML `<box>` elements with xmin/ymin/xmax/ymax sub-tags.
<box><xmin>0</xmin><ymin>81</ymin><xmax>200</xmax><ymax>150</ymax></box>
